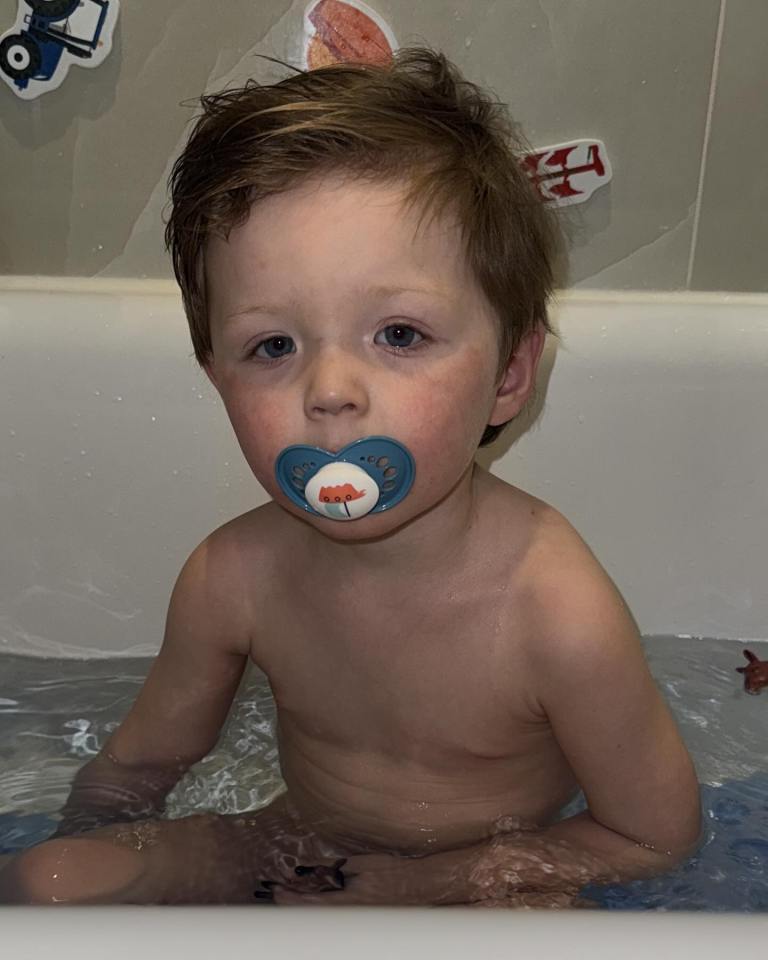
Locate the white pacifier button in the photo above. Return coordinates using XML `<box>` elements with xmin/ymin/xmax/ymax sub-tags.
<box><xmin>303</xmin><ymin>462</ymin><xmax>380</xmax><ymax>521</ymax></box>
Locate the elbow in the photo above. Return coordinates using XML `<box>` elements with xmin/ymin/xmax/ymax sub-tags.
<box><xmin>660</xmin><ymin>800</ymin><xmax>705</xmax><ymax>869</ymax></box>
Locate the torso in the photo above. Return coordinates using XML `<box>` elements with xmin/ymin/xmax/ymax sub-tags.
<box><xmin>243</xmin><ymin>469</ymin><xmax>579</xmax><ymax>855</ymax></box>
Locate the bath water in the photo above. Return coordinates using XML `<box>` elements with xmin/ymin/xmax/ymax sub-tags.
<box><xmin>1</xmin><ymin>636</ymin><xmax>767</xmax><ymax>910</ymax></box>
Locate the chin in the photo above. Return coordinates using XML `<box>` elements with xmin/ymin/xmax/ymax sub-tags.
<box><xmin>282</xmin><ymin>497</ymin><xmax>417</xmax><ymax>542</ymax></box>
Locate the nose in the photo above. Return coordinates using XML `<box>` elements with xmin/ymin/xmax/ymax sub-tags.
<box><xmin>304</xmin><ymin>344</ymin><xmax>370</xmax><ymax>420</ymax></box>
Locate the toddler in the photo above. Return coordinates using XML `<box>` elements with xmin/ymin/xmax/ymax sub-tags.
<box><xmin>0</xmin><ymin>46</ymin><xmax>700</xmax><ymax>906</ymax></box>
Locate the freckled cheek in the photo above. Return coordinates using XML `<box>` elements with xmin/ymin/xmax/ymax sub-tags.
<box><xmin>410</xmin><ymin>362</ymin><xmax>493</xmax><ymax>445</ymax></box>
<box><xmin>221</xmin><ymin>392</ymin><xmax>287</xmax><ymax>474</ymax></box>
<box><xmin>404</xmin><ymin>383</ymin><xmax>489</xmax><ymax>483</ymax></box>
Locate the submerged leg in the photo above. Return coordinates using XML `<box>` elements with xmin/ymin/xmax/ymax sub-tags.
<box><xmin>0</xmin><ymin>792</ymin><xmax>356</xmax><ymax>905</ymax></box>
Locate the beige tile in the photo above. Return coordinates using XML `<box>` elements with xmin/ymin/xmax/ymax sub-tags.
<box><xmin>689</xmin><ymin>0</ymin><xmax>768</xmax><ymax>292</ymax></box>
<box><xmin>2</xmin><ymin>0</ymin><xmax>294</xmax><ymax>277</ymax></box>
<box><xmin>397</xmin><ymin>0</ymin><xmax>721</xmax><ymax>289</ymax></box>
<box><xmin>4</xmin><ymin>0</ymin><xmax>721</xmax><ymax>291</ymax></box>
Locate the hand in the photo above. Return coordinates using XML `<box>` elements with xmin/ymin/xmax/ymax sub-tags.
<box><xmin>466</xmin><ymin>891</ymin><xmax>600</xmax><ymax>909</ymax></box>
<box><xmin>52</xmin><ymin>806</ymin><xmax>155</xmax><ymax>839</ymax></box>
<box><xmin>263</xmin><ymin>835</ymin><xmax>614</xmax><ymax>908</ymax></box>
<box><xmin>267</xmin><ymin>848</ymin><xmax>479</xmax><ymax>907</ymax></box>
<box><xmin>470</xmin><ymin>830</ymin><xmax>622</xmax><ymax>898</ymax></box>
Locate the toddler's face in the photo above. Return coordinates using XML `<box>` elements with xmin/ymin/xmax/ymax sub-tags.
<box><xmin>204</xmin><ymin>174</ymin><xmax>512</xmax><ymax>540</ymax></box>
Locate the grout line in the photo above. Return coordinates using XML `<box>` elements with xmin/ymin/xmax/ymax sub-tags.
<box><xmin>686</xmin><ymin>0</ymin><xmax>728</xmax><ymax>288</ymax></box>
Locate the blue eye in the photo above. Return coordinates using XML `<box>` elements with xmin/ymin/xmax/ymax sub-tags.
<box><xmin>250</xmin><ymin>335</ymin><xmax>295</xmax><ymax>362</ymax></box>
<box><xmin>376</xmin><ymin>324</ymin><xmax>425</xmax><ymax>350</ymax></box>
<box><xmin>248</xmin><ymin>324</ymin><xmax>427</xmax><ymax>365</ymax></box>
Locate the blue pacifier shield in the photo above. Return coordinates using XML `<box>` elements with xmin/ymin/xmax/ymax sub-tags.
<box><xmin>275</xmin><ymin>436</ymin><xmax>415</xmax><ymax>521</ymax></box>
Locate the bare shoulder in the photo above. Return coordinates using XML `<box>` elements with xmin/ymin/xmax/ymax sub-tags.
<box><xmin>180</xmin><ymin>501</ymin><xmax>288</xmax><ymax>644</ymax></box>
<box><xmin>491</xmin><ymin>480</ymin><xmax>640</xmax><ymax>669</ymax></box>
<box><xmin>499</xmin><ymin>486</ymin><xmax>653</xmax><ymax>740</ymax></box>
<box><xmin>521</xmin><ymin>494</ymin><xmax>632</xmax><ymax>625</ymax></box>
<box><xmin>203</xmin><ymin>499</ymin><xmax>285</xmax><ymax>565</ymax></box>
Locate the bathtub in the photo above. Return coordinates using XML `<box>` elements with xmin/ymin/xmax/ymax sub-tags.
<box><xmin>1</xmin><ymin>278</ymin><xmax>767</xmax><ymax>953</ymax></box>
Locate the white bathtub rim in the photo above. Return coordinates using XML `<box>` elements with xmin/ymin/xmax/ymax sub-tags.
<box><xmin>2</xmin><ymin>905</ymin><xmax>768</xmax><ymax>959</ymax></box>
<box><xmin>3</xmin><ymin>633</ymin><xmax>768</xmax><ymax>661</ymax></box>
<box><xmin>2</xmin><ymin>273</ymin><xmax>768</xmax><ymax>308</ymax></box>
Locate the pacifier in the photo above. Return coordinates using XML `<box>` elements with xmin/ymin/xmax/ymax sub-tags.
<box><xmin>275</xmin><ymin>436</ymin><xmax>415</xmax><ymax>521</ymax></box>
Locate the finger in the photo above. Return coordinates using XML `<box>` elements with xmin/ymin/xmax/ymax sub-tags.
<box><xmin>294</xmin><ymin>859</ymin><xmax>348</xmax><ymax>889</ymax></box>
<box><xmin>466</xmin><ymin>891</ymin><xmax>578</xmax><ymax>909</ymax></box>
<box><xmin>273</xmin><ymin>887</ymin><xmax>337</xmax><ymax>906</ymax></box>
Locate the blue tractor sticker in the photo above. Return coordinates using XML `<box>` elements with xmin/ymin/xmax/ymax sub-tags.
<box><xmin>0</xmin><ymin>0</ymin><xmax>119</xmax><ymax>100</ymax></box>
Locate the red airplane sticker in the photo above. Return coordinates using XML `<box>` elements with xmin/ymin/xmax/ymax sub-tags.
<box><xmin>522</xmin><ymin>139</ymin><xmax>612</xmax><ymax>207</ymax></box>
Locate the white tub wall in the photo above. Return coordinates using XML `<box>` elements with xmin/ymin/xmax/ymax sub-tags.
<box><xmin>3</xmin><ymin>908</ymin><xmax>768</xmax><ymax>959</ymax></box>
<box><xmin>493</xmin><ymin>290</ymin><xmax>768</xmax><ymax>644</ymax></box>
<box><xmin>0</xmin><ymin>280</ymin><xmax>766</xmax><ymax>657</ymax></box>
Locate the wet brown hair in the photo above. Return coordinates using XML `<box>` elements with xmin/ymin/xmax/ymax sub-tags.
<box><xmin>164</xmin><ymin>45</ymin><xmax>563</xmax><ymax>446</ymax></box>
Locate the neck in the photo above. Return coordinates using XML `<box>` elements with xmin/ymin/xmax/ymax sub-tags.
<box><xmin>298</xmin><ymin>461</ymin><xmax>488</xmax><ymax>584</ymax></box>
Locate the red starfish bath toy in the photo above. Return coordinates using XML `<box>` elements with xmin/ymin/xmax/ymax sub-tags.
<box><xmin>736</xmin><ymin>649</ymin><xmax>768</xmax><ymax>695</ymax></box>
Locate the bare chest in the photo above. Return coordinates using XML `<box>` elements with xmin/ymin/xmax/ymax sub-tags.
<box><xmin>256</xmin><ymin>569</ymin><xmax>538</xmax><ymax>764</ymax></box>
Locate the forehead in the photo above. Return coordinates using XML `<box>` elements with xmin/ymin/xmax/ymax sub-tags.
<box><xmin>204</xmin><ymin>176</ymin><xmax>475</xmax><ymax>316</ymax></box>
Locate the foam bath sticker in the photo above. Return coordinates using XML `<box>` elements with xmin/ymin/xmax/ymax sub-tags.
<box><xmin>301</xmin><ymin>0</ymin><xmax>398</xmax><ymax>70</ymax></box>
<box><xmin>522</xmin><ymin>139</ymin><xmax>613</xmax><ymax>207</ymax></box>
<box><xmin>0</xmin><ymin>0</ymin><xmax>120</xmax><ymax>101</ymax></box>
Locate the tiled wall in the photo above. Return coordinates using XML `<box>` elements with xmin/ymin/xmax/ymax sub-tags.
<box><xmin>0</xmin><ymin>0</ymin><xmax>763</xmax><ymax>291</ymax></box>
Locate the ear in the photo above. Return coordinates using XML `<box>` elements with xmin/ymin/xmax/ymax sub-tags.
<box><xmin>487</xmin><ymin>322</ymin><xmax>547</xmax><ymax>426</ymax></box>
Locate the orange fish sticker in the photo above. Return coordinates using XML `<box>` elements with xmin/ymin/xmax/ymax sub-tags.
<box><xmin>302</xmin><ymin>0</ymin><xmax>397</xmax><ymax>71</ymax></box>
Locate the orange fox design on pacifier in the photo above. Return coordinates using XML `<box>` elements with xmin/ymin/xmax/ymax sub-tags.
<box><xmin>275</xmin><ymin>436</ymin><xmax>415</xmax><ymax>521</ymax></box>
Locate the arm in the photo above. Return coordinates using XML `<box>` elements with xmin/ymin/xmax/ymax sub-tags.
<box><xmin>447</xmin><ymin>559</ymin><xmax>703</xmax><ymax>902</ymax></box>
<box><xmin>54</xmin><ymin>529</ymin><xmax>252</xmax><ymax>836</ymax></box>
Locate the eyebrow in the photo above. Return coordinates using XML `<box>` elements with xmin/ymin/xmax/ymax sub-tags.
<box><xmin>223</xmin><ymin>284</ymin><xmax>453</xmax><ymax>323</ymax></box>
